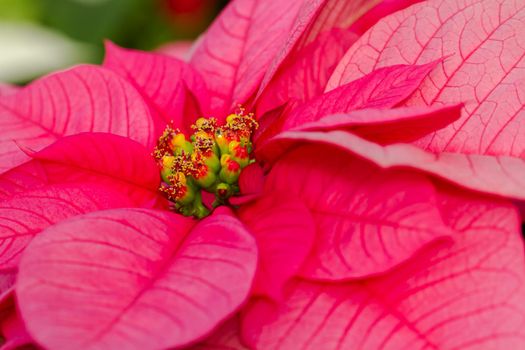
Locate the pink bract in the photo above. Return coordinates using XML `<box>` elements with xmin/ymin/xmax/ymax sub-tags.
<box><xmin>17</xmin><ymin>209</ymin><xmax>257</xmax><ymax>350</ymax></box>
<box><xmin>0</xmin><ymin>0</ymin><xmax>524</xmax><ymax>349</ymax></box>
<box><xmin>242</xmin><ymin>163</ymin><xmax>525</xmax><ymax>349</ymax></box>
<box><xmin>103</xmin><ymin>42</ymin><xmax>210</xmax><ymax>134</ymax></box>
<box><xmin>329</xmin><ymin>0</ymin><xmax>525</xmax><ymax>157</ymax></box>
<box><xmin>0</xmin><ymin>66</ymin><xmax>155</xmax><ymax>174</ymax></box>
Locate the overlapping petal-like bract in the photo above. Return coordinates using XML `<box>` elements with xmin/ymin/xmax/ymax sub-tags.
<box><xmin>257</xmin><ymin>0</ymin><xmax>525</xmax><ymax>206</ymax></box>
<box><xmin>260</xmin><ymin>129</ymin><xmax>525</xmax><ymax>200</ymax></box>
<box><xmin>27</xmin><ymin>133</ymin><xmax>163</xmax><ymax>206</ymax></box>
<box><xmin>189</xmin><ymin>0</ymin><xmax>305</xmax><ymax>115</ymax></box>
<box><xmin>0</xmin><ymin>66</ymin><xmax>155</xmax><ymax>174</ymax></box>
<box><xmin>244</xmin><ymin>143</ymin><xmax>525</xmax><ymax>349</ymax></box>
<box><xmin>0</xmin><ymin>0</ymin><xmax>524</xmax><ymax>349</ymax></box>
<box><xmin>283</xmin><ymin>61</ymin><xmax>441</xmax><ymax>129</ymax></box>
<box><xmin>104</xmin><ymin>43</ymin><xmax>210</xmax><ymax>134</ymax></box>
<box><xmin>287</xmin><ymin>105</ymin><xmax>463</xmax><ymax>144</ymax></box>
<box><xmin>17</xmin><ymin>209</ymin><xmax>257</xmax><ymax>350</ymax></box>
<box><xmin>239</xmin><ymin>194</ymin><xmax>315</xmax><ymax>299</ymax></box>
<box><xmin>0</xmin><ymin>184</ymin><xmax>132</xmax><ymax>270</ymax></box>
<box><xmin>255</xmin><ymin>0</ymin><xmax>422</xmax><ymax>114</ymax></box>
<box><xmin>265</xmin><ymin>145</ymin><xmax>453</xmax><ymax>280</ymax></box>
<box><xmin>328</xmin><ymin>0</ymin><xmax>525</xmax><ymax>166</ymax></box>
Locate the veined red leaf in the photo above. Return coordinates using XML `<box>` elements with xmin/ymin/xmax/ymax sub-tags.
<box><xmin>257</xmin><ymin>0</ymin><xmax>380</xmax><ymax>101</ymax></box>
<box><xmin>0</xmin><ymin>162</ymin><xmax>47</xmax><ymax>202</ymax></box>
<box><xmin>328</xmin><ymin>0</ymin><xmax>525</xmax><ymax>157</ymax></box>
<box><xmin>284</xmin><ymin>62</ymin><xmax>440</xmax><ymax>130</ymax></box>
<box><xmin>103</xmin><ymin>42</ymin><xmax>210</xmax><ymax>134</ymax></box>
<box><xmin>243</xmin><ymin>191</ymin><xmax>525</xmax><ymax>349</ymax></box>
<box><xmin>255</xmin><ymin>28</ymin><xmax>358</xmax><ymax>116</ymax></box>
<box><xmin>28</xmin><ymin>133</ymin><xmax>163</xmax><ymax>207</ymax></box>
<box><xmin>17</xmin><ymin>208</ymin><xmax>257</xmax><ymax>350</ymax></box>
<box><xmin>238</xmin><ymin>194</ymin><xmax>315</xmax><ymax>298</ymax></box>
<box><xmin>289</xmin><ymin>105</ymin><xmax>462</xmax><ymax>145</ymax></box>
<box><xmin>266</xmin><ymin>145</ymin><xmax>451</xmax><ymax>280</ymax></box>
<box><xmin>0</xmin><ymin>65</ymin><xmax>154</xmax><ymax>174</ymax></box>
<box><xmin>0</xmin><ymin>184</ymin><xmax>133</xmax><ymax>270</ymax></box>
<box><xmin>259</xmin><ymin>130</ymin><xmax>525</xmax><ymax>201</ymax></box>
<box><xmin>256</xmin><ymin>0</ymin><xmax>422</xmax><ymax>111</ymax></box>
<box><xmin>189</xmin><ymin>0</ymin><xmax>305</xmax><ymax>115</ymax></box>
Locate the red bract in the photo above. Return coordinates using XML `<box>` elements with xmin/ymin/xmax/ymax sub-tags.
<box><xmin>0</xmin><ymin>0</ymin><xmax>524</xmax><ymax>349</ymax></box>
<box><xmin>18</xmin><ymin>208</ymin><xmax>257</xmax><ymax>349</ymax></box>
<box><xmin>244</xmin><ymin>155</ymin><xmax>525</xmax><ymax>349</ymax></box>
<box><xmin>331</xmin><ymin>0</ymin><xmax>525</xmax><ymax>156</ymax></box>
<box><xmin>326</xmin><ymin>0</ymin><xmax>525</xmax><ymax>193</ymax></box>
<box><xmin>0</xmin><ymin>66</ymin><xmax>155</xmax><ymax>173</ymax></box>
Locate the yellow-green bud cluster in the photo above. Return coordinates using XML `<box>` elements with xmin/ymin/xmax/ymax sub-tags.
<box><xmin>153</xmin><ymin>111</ymin><xmax>258</xmax><ymax>218</ymax></box>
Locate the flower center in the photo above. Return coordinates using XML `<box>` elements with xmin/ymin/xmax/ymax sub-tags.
<box><xmin>153</xmin><ymin>109</ymin><xmax>258</xmax><ymax>218</ymax></box>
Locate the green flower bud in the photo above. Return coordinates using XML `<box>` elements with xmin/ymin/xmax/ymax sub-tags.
<box><xmin>156</xmin><ymin>108</ymin><xmax>259</xmax><ymax>218</ymax></box>
<box><xmin>159</xmin><ymin>172</ymin><xmax>196</xmax><ymax>206</ymax></box>
<box><xmin>160</xmin><ymin>155</ymin><xmax>175</xmax><ymax>183</ymax></box>
<box><xmin>203</xmin><ymin>152</ymin><xmax>220</xmax><ymax>172</ymax></box>
<box><xmin>219</xmin><ymin>155</ymin><xmax>241</xmax><ymax>184</ymax></box>
<box><xmin>194</xmin><ymin>166</ymin><xmax>217</xmax><ymax>189</ymax></box>
<box><xmin>172</xmin><ymin>173</ymin><xmax>196</xmax><ymax>205</ymax></box>
<box><xmin>228</xmin><ymin>141</ymin><xmax>250</xmax><ymax>168</ymax></box>
<box><xmin>171</xmin><ymin>133</ymin><xmax>193</xmax><ymax>155</ymax></box>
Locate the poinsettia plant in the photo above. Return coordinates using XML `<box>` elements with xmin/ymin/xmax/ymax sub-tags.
<box><xmin>0</xmin><ymin>0</ymin><xmax>524</xmax><ymax>349</ymax></box>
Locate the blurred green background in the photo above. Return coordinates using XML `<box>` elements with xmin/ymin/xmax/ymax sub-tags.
<box><xmin>0</xmin><ymin>0</ymin><xmax>227</xmax><ymax>84</ymax></box>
